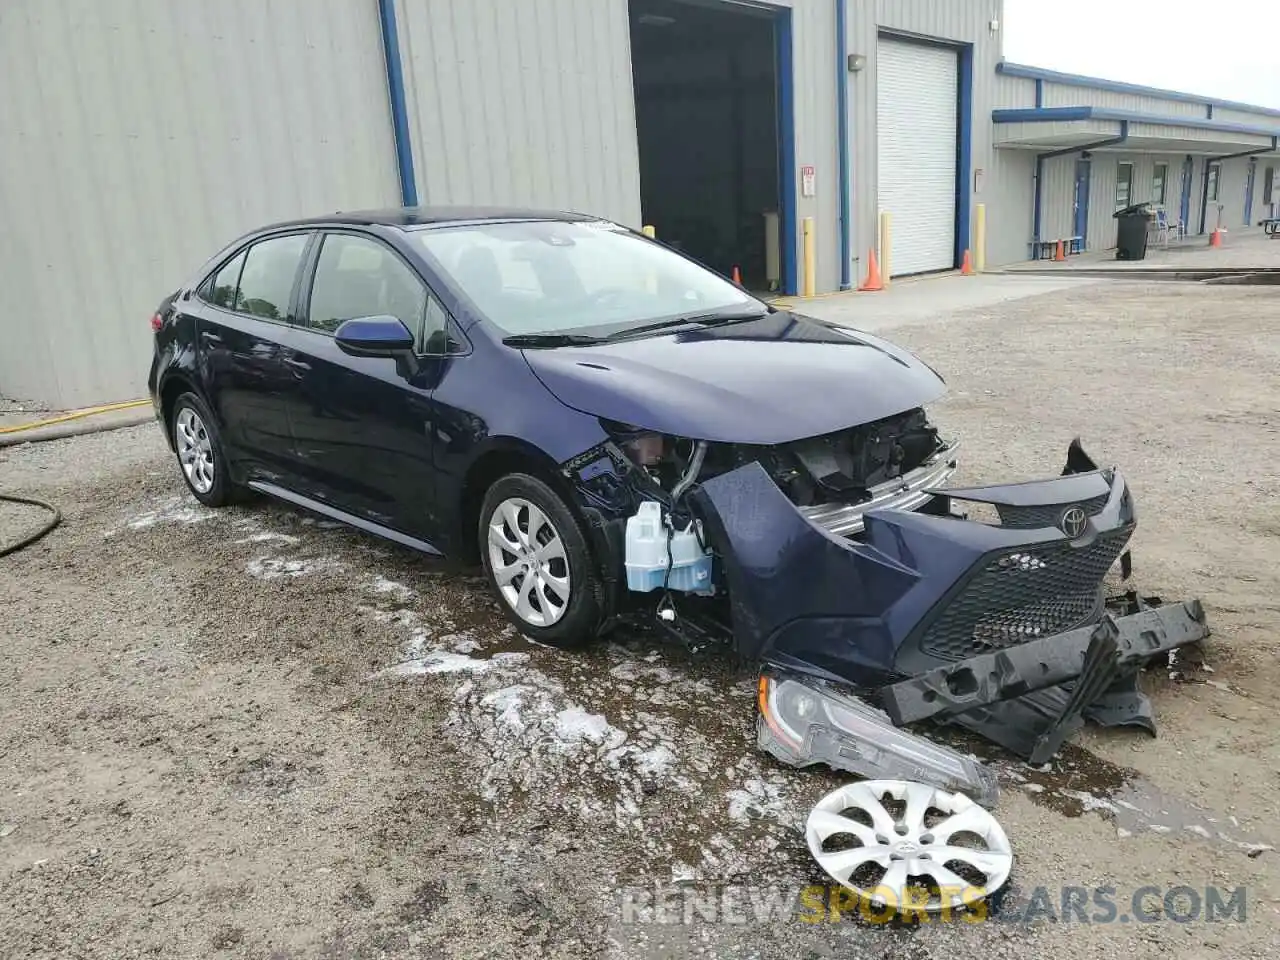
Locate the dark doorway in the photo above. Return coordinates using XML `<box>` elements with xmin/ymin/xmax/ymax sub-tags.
<box><xmin>629</xmin><ymin>0</ymin><xmax>783</xmax><ymax>290</ymax></box>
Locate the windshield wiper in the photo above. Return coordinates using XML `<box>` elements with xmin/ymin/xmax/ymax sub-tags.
<box><xmin>603</xmin><ymin>308</ymin><xmax>770</xmax><ymax>341</ymax></box>
<box><xmin>502</xmin><ymin>333</ymin><xmax>606</xmax><ymax>348</ymax></box>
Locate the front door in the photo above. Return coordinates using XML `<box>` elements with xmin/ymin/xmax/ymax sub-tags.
<box><xmin>1073</xmin><ymin>159</ymin><xmax>1092</xmax><ymax>248</ymax></box>
<box><xmin>192</xmin><ymin>232</ymin><xmax>311</xmax><ymax>478</ymax></box>
<box><xmin>282</xmin><ymin>231</ymin><xmax>442</xmax><ymax>540</ymax></box>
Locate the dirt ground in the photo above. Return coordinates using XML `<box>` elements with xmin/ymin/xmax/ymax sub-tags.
<box><xmin>2</xmin><ymin>279</ymin><xmax>1277</xmax><ymax>959</ymax></box>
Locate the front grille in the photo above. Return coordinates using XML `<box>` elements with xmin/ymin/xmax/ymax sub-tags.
<box><xmin>917</xmin><ymin>528</ymin><xmax>1133</xmax><ymax>660</ymax></box>
<box><xmin>995</xmin><ymin>493</ymin><xmax>1110</xmax><ymax>530</ymax></box>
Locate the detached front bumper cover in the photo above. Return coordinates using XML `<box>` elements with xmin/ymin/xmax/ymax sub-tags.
<box><xmin>690</xmin><ymin>441</ymin><xmax>1211</xmax><ymax>790</ymax></box>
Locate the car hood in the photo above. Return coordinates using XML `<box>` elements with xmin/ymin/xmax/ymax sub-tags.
<box><xmin>519</xmin><ymin>311</ymin><xmax>947</xmax><ymax>444</ymax></box>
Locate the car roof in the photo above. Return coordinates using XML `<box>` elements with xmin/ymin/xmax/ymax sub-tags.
<box><xmin>259</xmin><ymin>206</ymin><xmax>601</xmax><ymax>231</ymax></box>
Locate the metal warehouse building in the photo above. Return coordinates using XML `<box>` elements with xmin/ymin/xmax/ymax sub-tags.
<box><xmin>3</xmin><ymin>0</ymin><xmax>1279</xmax><ymax>408</ymax></box>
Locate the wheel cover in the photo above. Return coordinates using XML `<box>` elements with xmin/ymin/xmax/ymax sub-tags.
<box><xmin>174</xmin><ymin>407</ymin><xmax>215</xmax><ymax>495</ymax></box>
<box><xmin>806</xmin><ymin>780</ymin><xmax>1013</xmax><ymax>914</ymax></box>
<box><xmin>487</xmin><ymin>497</ymin><xmax>571</xmax><ymax>627</ymax></box>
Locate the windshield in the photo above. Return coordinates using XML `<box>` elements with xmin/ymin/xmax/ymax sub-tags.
<box><xmin>413</xmin><ymin>220</ymin><xmax>765</xmax><ymax>337</ymax></box>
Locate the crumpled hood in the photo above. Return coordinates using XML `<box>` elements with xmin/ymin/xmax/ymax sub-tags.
<box><xmin>520</xmin><ymin>311</ymin><xmax>947</xmax><ymax>444</ymax></box>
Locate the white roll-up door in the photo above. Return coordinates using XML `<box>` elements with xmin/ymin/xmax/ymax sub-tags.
<box><xmin>876</xmin><ymin>38</ymin><xmax>958</xmax><ymax>275</ymax></box>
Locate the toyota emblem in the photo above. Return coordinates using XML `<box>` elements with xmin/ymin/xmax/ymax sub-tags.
<box><xmin>1059</xmin><ymin>506</ymin><xmax>1088</xmax><ymax>539</ymax></box>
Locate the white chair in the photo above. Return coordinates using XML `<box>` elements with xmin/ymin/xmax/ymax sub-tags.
<box><xmin>1152</xmin><ymin>208</ymin><xmax>1171</xmax><ymax>247</ymax></box>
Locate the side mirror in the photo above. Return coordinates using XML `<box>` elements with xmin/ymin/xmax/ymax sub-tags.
<box><xmin>334</xmin><ymin>316</ymin><xmax>414</xmax><ymax>356</ymax></box>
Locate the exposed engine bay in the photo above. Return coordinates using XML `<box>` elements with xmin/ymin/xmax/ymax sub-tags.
<box><xmin>562</xmin><ymin>413</ymin><xmax>1209</xmax><ymax>805</ymax></box>
<box><xmin>600</xmin><ymin>407</ymin><xmax>949</xmax><ymax>519</ymax></box>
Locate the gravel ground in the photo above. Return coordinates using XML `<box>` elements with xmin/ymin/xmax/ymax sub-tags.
<box><xmin>2</xmin><ymin>279</ymin><xmax>1278</xmax><ymax>959</ymax></box>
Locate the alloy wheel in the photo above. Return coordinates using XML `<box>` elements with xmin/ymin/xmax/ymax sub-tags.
<box><xmin>487</xmin><ymin>497</ymin><xmax>571</xmax><ymax>627</ymax></box>
<box><xmin>174</xmin><ymin>406</ymin><xmax>216</xmax><ymax>495</ymax></box>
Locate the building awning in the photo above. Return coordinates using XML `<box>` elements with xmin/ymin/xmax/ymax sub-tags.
<box><xmin>993</xmin><ymin>107</ymin><xmax>1280</xmax><ymax>155</ymax></box>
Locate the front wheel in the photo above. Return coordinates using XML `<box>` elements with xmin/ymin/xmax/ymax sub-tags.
<box><xmin>479</xmin><ymin>473</ymin><xmax>602</xmax><ymax>647</ymax></box>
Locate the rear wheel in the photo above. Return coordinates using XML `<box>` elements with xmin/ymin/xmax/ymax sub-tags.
<box><xmin>170</xmin><ymin>392</ymin><xmax>241</xmax><ymax>507</ymax></box>
<box><xmin>479</xmin><ymin>473</ymin><xmax>602</xmax><ymax>647</ymax></box>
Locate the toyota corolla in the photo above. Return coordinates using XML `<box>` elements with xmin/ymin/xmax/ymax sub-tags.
<box><xmin>148</xmin><ymin>207</ymin><xmax>1207</xmax><ymax>795</ymax></box>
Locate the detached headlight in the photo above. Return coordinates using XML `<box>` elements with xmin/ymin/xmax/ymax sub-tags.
<box><xmin>757</xmin><ymin>672</ymin><xmax>999</xmax><ymax>807</ymax></box>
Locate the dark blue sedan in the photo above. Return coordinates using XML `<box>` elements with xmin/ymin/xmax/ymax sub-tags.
<box><xmin>149</xmin><ymin>205</ymin><xmax>1138</xmax><ymax>720</ymax></box>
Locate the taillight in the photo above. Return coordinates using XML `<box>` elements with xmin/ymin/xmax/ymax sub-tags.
<box><xmin>151</xmin><ymin>312</ymin><xmax>163</xmax><ymax>333</ymax></box>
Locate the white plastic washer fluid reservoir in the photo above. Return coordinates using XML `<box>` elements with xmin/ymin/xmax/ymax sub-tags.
<box><xmin>624</xmin><ymin>501</ymin><xmax>714</xmax><ymax>594</ymax></box>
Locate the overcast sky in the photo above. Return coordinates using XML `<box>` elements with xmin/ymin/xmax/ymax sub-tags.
<box><xmin>1002</xmin><ymin>0</ymin><xmax>1280</xmax><ymax>108</ymax></box>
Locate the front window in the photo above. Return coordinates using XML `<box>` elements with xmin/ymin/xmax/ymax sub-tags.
<box><xmin>413</xmin><ymin>220</ymin><xmax>763</xmax><ymax>338</ymax></box>
<box><xmin>1207</xmin><ymin>163</ymin><xmax>1221</xmax><ymax>203</ymax></box>
<box><xmin>1152</xmin><ymin>163</ymin><xmax>1167</xmax><ymax>206</ymax></box>
<box><xmin>1116</xmin><ymin>162</ymin><xmax>1134</xmax><ymax>210</ymax></box>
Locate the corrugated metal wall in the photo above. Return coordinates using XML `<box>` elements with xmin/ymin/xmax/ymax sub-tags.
<box><xmin>393</xmin><ymin>0</ymin><xmax>642</xmax><ymax>229</ymax></box>
<box><xmin>1037</xmin><ymin>152</ymin><xmax>1268</xmax><ymax>251</ymax></box>
<box><xmin>843</xmin><ymin>1</ymin><xmax>1003</xmax><ymax>280</ymax></box>
<box><xmin>0</xmin><ymin>0</ymin><xmax>400</xmax><ymax>408</ymax></box>
<box><xmin>1041</xmin><ymin>82</ymin><xmax>1206</xmax><ymax>119</ymax></box>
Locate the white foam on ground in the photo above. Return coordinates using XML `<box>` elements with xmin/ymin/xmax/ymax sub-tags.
<box><xmin>368</xmin><ymin>575</ymin><xmax>415</xmax><ymax>601</ymax></box>
<box><xmin>233</xmin><ymin>531</ymin><xmax>300</xmax><ymax>545</ymax></box>
<box><xmin>125</xmin><ymin>497</ymin><xmax>216</xmax><ymax>530</ymax></box>
<box><xmin>246</xmin><ymin>555</ymin><xmax>342</xmax><ymax>580</ymax></box>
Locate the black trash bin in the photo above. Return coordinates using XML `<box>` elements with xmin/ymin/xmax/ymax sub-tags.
<box><xmin>1114</xmin><ymin>202</ymin><xmax>1154</xmax><ymax>260</ymax></box>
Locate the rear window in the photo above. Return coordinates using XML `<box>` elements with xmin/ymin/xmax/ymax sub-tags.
<box><xmin>205</xmin><ymin>251</ymin><xmax>246</xmax><ymax>310</ymax></box>
<box><xmin>236</xmin><ymin>234</ymin><xmax>309</xmax><ymax>321</ymax></box>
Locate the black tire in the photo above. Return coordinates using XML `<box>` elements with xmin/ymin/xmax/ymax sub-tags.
<box><xmin>169</xmin><ymin>392</ymin><xmax>242</xmax><ymax>508</ymax></box>
<box><xmin>478</xmin><ymin>473</ymin><xmax>602</xmax><ymax>648</ymax></box>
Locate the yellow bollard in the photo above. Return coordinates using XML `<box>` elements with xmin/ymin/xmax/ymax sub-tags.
<box><xmin>642</xmin><ymin>224</ymin><xmax>656</xmax><ymax>238</ymax></box>
<box><xmin>802</xmin><ymin>217</ymin><xmax>816</xmax><ymax>298</ymax></box>
<box><xmin>879</xmin><ymin>212</ymin><xmax>892</xmax><ymax>287</ymax></box>
<box><xmin>974</xmin><ymin>203</ymin><xmax>986</xmax><ymax>274</ymax></box>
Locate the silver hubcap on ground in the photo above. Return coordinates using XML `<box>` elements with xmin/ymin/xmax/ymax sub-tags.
<box><xmin>174</xmin><ymin>407</ymin><xmax>215</xmax><ymax>495</ymax></box>
<box><xmin>487</xmin><ymin>497</ymin><xmax>570</xmax><ymax>628</ymax></box>
<box><xmin>807</xmin><ymin>780</ymin><xmax>1013</xmax><ymax>913</ymax></box>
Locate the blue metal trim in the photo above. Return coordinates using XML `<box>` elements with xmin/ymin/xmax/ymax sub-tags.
<box><xmin>777</xmin><ymin>8</ymin><xmax>797</xmax><ymax>296</ymax></box>
<box><xmin>835</xmin><ymin>0</ymin><xmax>852</xmax><ymax>290</ymax></box>
<box><xmin>1031</xmin><ymin>154</ymin><xmax>1043</xmax><ymax>257</ymax></box>
<box><xmin>1179</xmin><ymin>155</ymin><xmax>1194</xmax><ymax>230</ymax></box>
<box><xmin>993</xmin><ymin>106</ymin><xmax>1280</xmax><ymax>139</ymax></box>
<box><xmin>378</xmin><ymin>0</ymin><xmax>418</xmax><ymax>207</ymax></box>
<box><xmin>1244</xmin><ymin>158</ymin><xmax>1257</xmax><ymax>225</ymax></box>
<box><xmin>1034</xmin><ymin>78</ymin><xmax>1043</xmax><ymax>108</ymax></box>
<box><xmin>955</xmin><ymin>44</ymin><xmax>974</xmax><ymax>268</ymax></box>
<box><xmin>996</xmin><ymin>61</ymin><xmax>1280</xmax><ymax>119</ymax></box>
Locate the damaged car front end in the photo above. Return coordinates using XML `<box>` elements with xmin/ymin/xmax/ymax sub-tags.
<box><xmin>559</xmin><ymin>411</ymin><xmax>1209</xmax><ymax>804</ymax></box>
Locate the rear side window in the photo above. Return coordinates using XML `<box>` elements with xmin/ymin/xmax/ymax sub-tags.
<box><xmin>308</xmin><ymin>234</ymin><xmax>427</xmax><ymax>337</ymax></box>
<box><xmin>236</xmin><ymin>234</ymin><xmax>309</xmax><ymax>321</ymax></box>
<box><xmin>207</xmin><ymin>251</ymin><xmax>246</xmax><ymax>310</ymax></box>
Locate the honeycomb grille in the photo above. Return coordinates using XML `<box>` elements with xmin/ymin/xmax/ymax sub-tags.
<box><xmin>917</xmin><ymin>528</ymin><xmax>1133</xmax><ymax>661</ymax></box>
<box><xmin>995</xmin><ymin>493</ymin><xmax>1110</xmax><ymax>530</ymax></box>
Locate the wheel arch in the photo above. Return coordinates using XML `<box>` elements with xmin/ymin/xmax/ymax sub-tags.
<box><xmin>456</xmin><ymin>437</ymin><xmax>579</xmax><ymax>564</ymax></box>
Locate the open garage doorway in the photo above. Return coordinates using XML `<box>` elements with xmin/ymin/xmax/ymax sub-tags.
<box><xmin>629</xmin><ymin>0</ymin><xmax>789</xmax><ymax>293</ymax></box>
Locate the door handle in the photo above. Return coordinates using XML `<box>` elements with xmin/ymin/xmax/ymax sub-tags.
<box><xmin>283</xmin><ymin>357</ymin><xmax>311</xmax><ymax>372</ymax></box>
<box><xmin>200</xmin><ymin>331</ymin><xmax>223</xmax><ymax>344</ymax></box>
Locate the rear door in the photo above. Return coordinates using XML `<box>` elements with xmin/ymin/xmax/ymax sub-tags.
<box><xmin>192</xmin><ymin>232</ymin><xmax>311</xmax><ymax>476</ymax></box>
<box><xmin>281</xmin><ymin>231</ymin><xmax>445</xmax><ymax>539</ymax></box>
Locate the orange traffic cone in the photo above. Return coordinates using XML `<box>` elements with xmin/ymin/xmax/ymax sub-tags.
<box><xmin>858</xmin><ymin>249</ymin><xmax>884</xmax><ymax>291</ymax></box>
<box><xmin>1209</xmin><ymin>229</ymin><xmax>1222</xmax><ymax>248</ymax></box>
<box><xmin>961</xmin><ymin>249</ymin><xmax>974</xmax><ymax>275</ymax></box>
<box><xmin>1054</xmin><ymin>240</ymin><xmax>1066</xmax><ymax>262</ymax></box>
<box><xmin>732</xmin><ymin>264</ymin><xmax>743</xmax><ymax>285</ymax></box>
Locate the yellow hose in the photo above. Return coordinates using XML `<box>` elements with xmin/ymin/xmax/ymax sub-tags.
<box><xmin>0</xmin><ymin>398</ymin><xmax>150</xmax><ymax>434</ymax></box>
